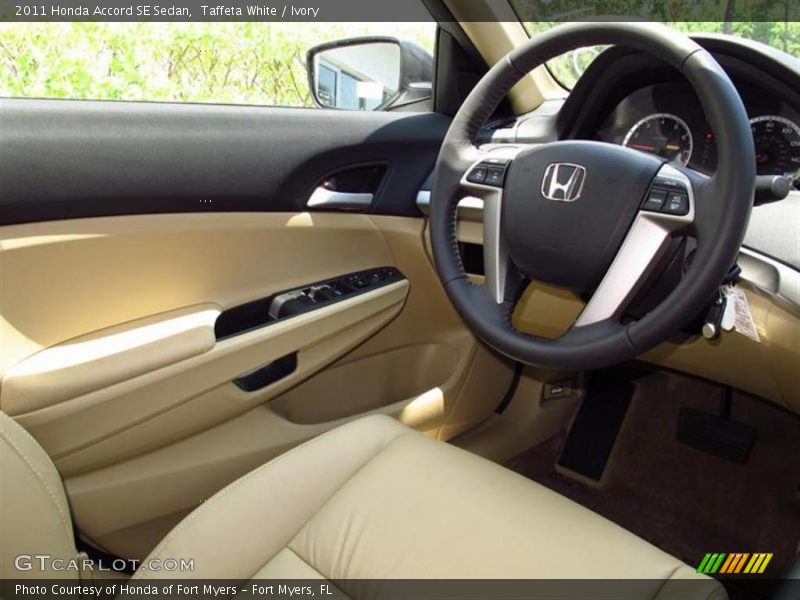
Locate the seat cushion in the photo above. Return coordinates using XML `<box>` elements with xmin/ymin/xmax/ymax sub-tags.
<box><xmin>133</xmin><ymin>415</ymin><xmax>725</xmax><ymax>599</ymax></box>
<box><xmin>0</xmin><ymin>411</ymin><xmax>78</xmax><ymax>579</ymax></box>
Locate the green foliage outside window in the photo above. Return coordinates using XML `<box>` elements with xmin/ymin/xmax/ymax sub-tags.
<box><xmin>0</xmin><ymin>22</ymin><xmax>436</xmax><ymax>106</ymax></box>
<box><xmin>1</xmin><ymin>20</ymin><xmax>796</xmax><ymax>104</ymax></box>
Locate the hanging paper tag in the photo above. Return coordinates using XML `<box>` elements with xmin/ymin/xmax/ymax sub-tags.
<box><xmin>724</xmin><ymin>286</ymin><xmax>761</xmax><ymax>343</ymax></box>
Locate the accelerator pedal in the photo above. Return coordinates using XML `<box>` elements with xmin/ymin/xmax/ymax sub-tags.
<box><xmin>676</xmin><ymin>387</ymin><xmax>756</xmax><ymax>463</ymax></box>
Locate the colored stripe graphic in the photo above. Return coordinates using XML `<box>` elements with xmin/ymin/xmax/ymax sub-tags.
<box><xmin>758</xmin><ymin>554</ymin><xmax>773</xmax><ymax>573</ymax></box>
<box><xmin>730</xmin><ymin>554</ymin><xmax>743</xmax><ymax>573</ymax></box>
<box><xmin>743</xmin><ymin>553</ymin><xmax>774</xmax><ymax>574</ymax></box>
<box><xmin>710</xmin><ymin>553</ymin><xmax>726</xmax><ymax>573</ymax></box>
<box><xmin>719</xmin><ymin>554</ymin><xmax>735</xmax><ymax>574</ymax></box>
<box><xmin>734</xmin><ymin>553</ymin><xmax>750</xmax><ymax>573</ymax></box>
<box><xmin>697</xmin><ymin>552</ymin><xmax>773</xmax><ymax>575</ymax></box>
<box><xmin>697</xmin><ymin>554</ymin><xmax>713</xmax><ymax>573</ymax></box>
<box><xmin>700</xmin><ymin>553</ymin><xmax>719</xmax><ymax>573</ymax></box>
<box><xmin>703</xmin><ymin>552</ymin><xmax>776</xmax><ymax>575</ymax></box>
<box><xmin>719</xmin><ymin>553</ymin><xmax>737</xmax><ymax>574</ymax></box>
<box><xmin>699</xmin><ymin>553</ymin><xmax>727</xmax><ymax>574</ymax></box>
<box><xmin>744</xmin><ymin>554</ymin><xmax>760</xmax><ymax>574</ymax></box>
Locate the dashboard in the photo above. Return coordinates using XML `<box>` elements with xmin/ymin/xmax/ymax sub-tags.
<box><xmin>594</xmin><ymin>81</ymin><xmax>800</xmax><ymax>183</ymax></box>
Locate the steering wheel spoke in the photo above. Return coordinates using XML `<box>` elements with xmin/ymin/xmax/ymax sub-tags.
<box><xmin>574</xmin><ymin>163</ymin><xmax>696</xmax><ymax>327</ymax></box>
<box><xmin>459</xmin><ymin>154</ymin><xmax>517</xmax><ymax>304</ymax></box>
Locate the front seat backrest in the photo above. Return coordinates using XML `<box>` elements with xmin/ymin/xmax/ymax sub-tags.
<box><xmin>0</xmin><ymin>411</ymin><xmax>78</xmax><ymax>579</ymax></box>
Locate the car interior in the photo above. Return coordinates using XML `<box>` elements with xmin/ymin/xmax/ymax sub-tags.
<box><xmin>1</xmin><ymin>3</ymin><xmax>798</xmax><ymax>600</ymax></box>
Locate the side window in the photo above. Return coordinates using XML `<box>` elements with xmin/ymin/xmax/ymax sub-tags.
<box><xmin>0</xmin><ymin>22</ymin><xmax>436</xmax><ymax>110</ymax></box>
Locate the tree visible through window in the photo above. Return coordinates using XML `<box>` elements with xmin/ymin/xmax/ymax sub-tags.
<box><xmin>0</xmin><ymin>22</ymin><xmax>436</xmax><ymax>106</ymax></box>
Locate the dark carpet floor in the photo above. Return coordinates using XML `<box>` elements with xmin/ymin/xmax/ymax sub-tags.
<box><xmin>506</xmin><ymin>368</ymin><xmax>800</xmax><ymax>589</ymax></box>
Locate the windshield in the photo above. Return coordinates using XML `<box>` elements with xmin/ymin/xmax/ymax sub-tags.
<box><xmin>520</xmin><ymin>22</ymin><xmax>799</xmax><ymax>89</ymax></box>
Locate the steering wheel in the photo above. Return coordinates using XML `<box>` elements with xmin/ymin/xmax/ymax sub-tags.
<box><xmin>429</xmin><ymin>23</ymin><xmax>755</xmax><ymax>371</ymax></box>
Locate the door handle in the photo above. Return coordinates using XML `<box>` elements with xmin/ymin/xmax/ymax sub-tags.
<box><xmin>307</xmin><ymin>187</ymin><xmax>373</xmax><ymax>211</ymax></box>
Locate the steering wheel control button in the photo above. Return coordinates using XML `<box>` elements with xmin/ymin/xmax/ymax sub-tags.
<box><xmin>642</xmin><ymin>169</ymin><xmax>691</xmax><ymax>215</ymax></box>
<box><xmin>642</xmin><ymin>188</ymin><xmax>667</xmax><ymax>211</ymax></box>
<box><xmin>484</xmin><ymin>167</ymin><xmax>507</xmax><ymax>187</ymax></box>
<box><xmin>662</xmin><ymin>192</ymin><xmax>690</xmax><ymax>215</ymax></box>
<box><xmin>467</xmin><ymin>158</ymin><xmax>511</xmax><ymax>187</ymax></box>
<box><xmin>653</xmin><ymin>175</ymin><xmax>688</xmax><ymax>191</ymax></box>
<box><xmin>466</xmin><ymin>166</ymin><xmax>488</xmax><ymax>184</ymax></box>
<box><xmin>483</xmin><ymin>157</ymin><xmax>511</xmax><ymax>167</ymax></box>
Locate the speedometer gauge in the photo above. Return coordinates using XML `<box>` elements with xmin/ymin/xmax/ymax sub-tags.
<box><xmin>750</xmin><ymin>116</ymin><xmax>800</xmax><ymax>181</ymax></box>
<box><xmin>623</xmin><ymin>113</ymin><xmax>693</xmax><ymax>165</ymax></box>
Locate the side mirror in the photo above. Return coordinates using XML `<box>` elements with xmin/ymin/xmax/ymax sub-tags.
<box><xmin>306</xmin><ymin>37</ymin><xmax>433</xmax><ymax>111</ymax></box>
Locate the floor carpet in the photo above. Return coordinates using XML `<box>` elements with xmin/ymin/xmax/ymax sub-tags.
<box><xmin>506</xmin><ymin>368</ymin><xmax>800</xmax><ymax>596</ymax></box>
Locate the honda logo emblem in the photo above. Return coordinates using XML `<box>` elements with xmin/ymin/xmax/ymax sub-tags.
<box><xmin>541</xmin><ymin>163</ymin><xmax>586</xmax><ymax>202</ymax></box>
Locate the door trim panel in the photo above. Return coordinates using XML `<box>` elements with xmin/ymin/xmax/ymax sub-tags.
<box><xmin>16</xmin><ymin>280</ymin><xmax>409</xmax><ymax>473</ymax></box>
<box><xmin>1</xmin><ymin>212</ymin><xmax>514</xmax><ymax>561</ymax></box>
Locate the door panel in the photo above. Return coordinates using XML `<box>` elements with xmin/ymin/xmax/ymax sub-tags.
<box><xmin>0</xmin><ymin>100</ymin><xmax>513</xmax><ymax>561</ymax></box>
<box><xmin>54</xmin><ymin>215</ymin><xmax>510</xmax><ymax>560</ymax></box>
<box><xmin>0</xmin><ymin>212</ymin><xmax>393</xmax><ymax>381</ymax></box>
<box><xmin>2</xmin><ymin>212</ymin><xmax>407</xmax><ymax>469</ymax></box>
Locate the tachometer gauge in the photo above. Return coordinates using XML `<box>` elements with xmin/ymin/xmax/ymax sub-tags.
<box><xmin>750</xmin><ymin>116</ymin><xmax>800</xmax><ymax>181</ymax></box>
<box><xmin>623</xmin><ymin>113</ymin><xmax>693</xmax><ymax>165</ymax></box>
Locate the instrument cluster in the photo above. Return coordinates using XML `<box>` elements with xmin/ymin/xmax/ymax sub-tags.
<box><xmin>597</xmin><ymin>82</ymin><xmax>800</xmax><ymax>186</ymax></box>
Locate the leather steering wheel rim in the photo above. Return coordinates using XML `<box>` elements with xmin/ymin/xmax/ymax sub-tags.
<box><xmin>429</xmin><ymin>22</ymin><xmax>755</xmax><ymax>370</ymax></box>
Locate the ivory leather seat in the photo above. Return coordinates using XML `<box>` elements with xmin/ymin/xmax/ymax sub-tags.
<box><xmin>1</xmin><ymin>412</ymin><xmax>724</xmax><ymax>599</ymax></box>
